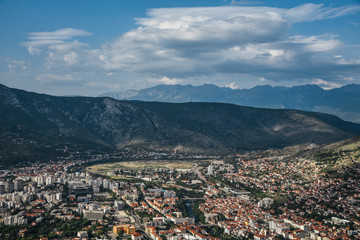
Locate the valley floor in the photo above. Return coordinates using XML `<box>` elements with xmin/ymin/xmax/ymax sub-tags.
<box><xmin>0</xmin><ymin>145</ymin><xmax>359</xmax><ymax>240</ymax></box>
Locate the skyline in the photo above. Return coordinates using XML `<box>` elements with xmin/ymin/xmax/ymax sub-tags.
<box><xmin>1</xmin><ymin>0</ymin><xmax>360</xmax><ymax>96</ymax></box>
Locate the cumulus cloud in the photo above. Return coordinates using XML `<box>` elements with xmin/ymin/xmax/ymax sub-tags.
<box><xmin>94</xmin><ymin>6</ymin><xmax>290</xmax><ymax>75</ymax></box>
<box><xmin>90</xmin><ymin>4</ymin><xmax>359</xmax><ymax>84</ymax></box>
<box><xmin>21</xmin><ymin>4</ymin><xmax>360</xmax><ymax>94</ymax></box>
<box><xmin>27</xmin><ymin>45</ymin><xmax>41</xmax><ymax>55</ymax></box>
<box><xmin>3</xmin><ymin>58</ymin><xmax>30</xmax><ymax>71</ymax></box>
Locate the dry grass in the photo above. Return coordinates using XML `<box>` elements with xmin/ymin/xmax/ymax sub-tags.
<box><xmin>86</xmin><ymin>160</ymin><xmax>197</xmax><ymax>175</ymax></box>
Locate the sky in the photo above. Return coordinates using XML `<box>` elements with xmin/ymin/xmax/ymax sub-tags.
<box><xmin>0</xmin><ymin>0</ymin><xmax>360</xmax><ymax>96</ymax></box>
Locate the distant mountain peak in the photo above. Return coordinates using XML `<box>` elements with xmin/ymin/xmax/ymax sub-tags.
<box><xmin>99</xmin><ymin>83</ymin><xmax>360</xmax><ymax>123</ymax></box>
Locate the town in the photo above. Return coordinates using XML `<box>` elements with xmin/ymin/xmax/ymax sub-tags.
<box><xmin>0</xmin><ymin>151</ymin><xmax>359</xmax><ymax>240</ymax></box>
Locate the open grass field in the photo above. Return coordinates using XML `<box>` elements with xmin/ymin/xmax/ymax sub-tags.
<box><xmin>86</xmin><ymin>160</ymin><xmax>198</xmax><ymax>175</ymax></box>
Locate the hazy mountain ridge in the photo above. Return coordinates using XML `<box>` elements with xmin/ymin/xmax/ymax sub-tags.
<box><xmin>100</xmin><ymin>84</ymin><xmax>360</xmax><ymax>122</ymax></box>
<box><xmin>1</xmin><ymin>83</ymin><xmax>360</xmax><ymax>166</ymax></box>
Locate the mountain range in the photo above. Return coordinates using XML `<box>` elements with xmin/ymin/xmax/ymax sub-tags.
<box><xmin>1</xmin><ymin>83</ymin><xmax>360</xmax><ymax>167</ymax></box>
<box><xmin>100</xmin><ymin>84</ymin><xmax>360</xmax><ymax>123</ymax></box>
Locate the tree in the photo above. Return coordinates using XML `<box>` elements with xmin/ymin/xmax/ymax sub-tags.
<box><xmin>116</xmin><ymin>230</ymin><xmax>124</xmax><ymax>240</ymax></box>
<box><xmin>96</xmin><ymin>230</ymin><xmax>104</xmax><ymax>237</ymax></box>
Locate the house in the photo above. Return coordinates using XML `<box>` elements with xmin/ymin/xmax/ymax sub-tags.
<box><xmin>131</xmin><ymin>232</ymin><xmax>142</xmax><ymax>240</ymax></box>
<box><xmin>113</xmin><ymin>224</ymin><xmax>136</xmax><ymax>235</ymax></box>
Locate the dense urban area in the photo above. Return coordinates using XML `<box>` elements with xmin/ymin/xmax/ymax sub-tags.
<box><xmin>0</xmin><ymin>149</ymin><xmax>359</xmax><ymax>240</ymax></box>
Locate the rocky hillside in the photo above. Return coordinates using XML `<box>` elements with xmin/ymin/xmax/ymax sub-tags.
<box><xmin>263</xmin><ymin>136</ymin><xmax>360</xmax><ymax>179</ymax></box>
<box><xmin>1</xmin><ymin>83</ymin><xmax>360</xmax><ymax>167</ymax></box>
<box><xmin>302</xmin><ymin>137</ymin><xmax>360</xmax><ymax>179</ymax></box>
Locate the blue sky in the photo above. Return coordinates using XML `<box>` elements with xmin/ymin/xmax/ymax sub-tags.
<box><xmin>0</xmin><ymin>0</ymin><xmax>359</xmax><ymax>96</ymax></box>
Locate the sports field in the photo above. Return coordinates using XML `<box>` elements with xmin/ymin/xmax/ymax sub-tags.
<box><xmin>86</xmin><ymin>160</ymin><xmax>197</xmax><ymax>175</ymax></box>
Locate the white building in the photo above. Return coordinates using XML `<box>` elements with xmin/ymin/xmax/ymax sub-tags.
<box><xmin>207</xmin><ymin>165</ymin><xmax>214</xmax><ymax>175</ymax></box>
<box><xmin>258</xmin><ymin>197</ymin><xmax>274</xmax><ymax>208</ymax></box>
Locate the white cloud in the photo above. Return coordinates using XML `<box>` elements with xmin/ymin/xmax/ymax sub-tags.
<box><xmin>27</xmin><ymin>45</ymin><xmax>41</xmax><ymax>55</ymax></box>
<box><xmin>23</xmin><ymin>28</ymin><xmax>88</xmax><ymax>55</ymax></box>
<box><xmin>135</xmin><ymin>6</ymin><xmax>288</xmax><ymax>45</ymax></box>
<box><xmin>225</xmin><ymin>82</ymin><xmax>239</xmax><ymax>89</ymax></box>
<box><xmin>22</xmin><ymin>28</ymin><xmax>91</xmax><ymax>67</ymax></box>
<box><xmin>152</xmin><ymin>77</ymin><xmax>181</xmax><ymax>85</ymax></box>
<box><xmin>27</xmin><ymin>28</ymin><xmax>91</xmax><ymax>42</ymax></box>
<box><xmin>63</xmin><ymin>52</ymin><xmax>78</xmax><ymax>66</ymax></box>
<box><xmin>312</xmin><ymin>78</ymin><xmax>343</xmax><ymax>90</ymax></box>
<box><xmin>3</xmin><ymin>58</ymin><xmax>30</xmax><ymax>71</ymax></box>
<box><xmin>47</xmin><ymin>40</ymin><xmax>88</xmax><ymax>52</ymax></box>
<box><xmin>342</xmin><ymin>76</ymin><xmax>354</xmax><ymax>82</ymax></box>
<box><xmin>19</xmin><ymin>5</ymin><xmax>360</xmax><ymax>95</ymax></box>
<box><xmin>287</xmin><ymin>35</ymin><xmax>341</xmax><ymax>53</ymax></box>
<box><xmin>94</xmin><ymin>7</ymin><xmax>289</xmax><ymax>76</ymax></box>
<box><xmin>258</xmin><ymin>77</ymin><xmax>266</xmax><ymax>82</ymax></box>
<box><xmin>287</xmin><ymin>3</ymin><xmax>360</xmax><ymax>23</ymax></box>
<box><xmin>91</xmin><ymin>4</ymin><xmax>359</xmax><ymax>83</ymax></box>
<box><xmin>336</xmin><ymin>57</ymin><xmax>360</xmax><ymax>65</ymax></box>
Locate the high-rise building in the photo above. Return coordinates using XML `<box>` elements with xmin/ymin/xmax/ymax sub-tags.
<box><xmin>102</xmin><ymin>179</ymin><xmax>110</xmax><ymax>189</ymax></box>
<box><xmin>114</xmin><ymin>200</ymin><xmax>124</xmax><ymax>210</ymax></box>
<box><xmin>14</xmin><ymin>179</ymin><xmax>24</xmax><ymax>192</ymax></box>
<box><xmin>45</xmin><ymin>176</ymin><xmax>53</xmax><ymax>185</ymax></box>
<box><xmin>93</xmin><ymin>186</ymin><xmax>100</xmax><ymax>193</ymax></box>
<box><xmin>36</xmin><ymin>176</ymin><xmax>44</xmax><ymax>186</ymax></box>
<box><xmin>258</xmin><ymin>197</ymin><xmax>274</xmax><ymax>208</ymax></box>
<box><xmin>56</xmin><ymin>193</ymin><xmax>62</xmax><ymax>200</ymax></box>
<box><xmin>207</xmin><ymin>165</ymin><xmax>214</xmax><ymax>175</ymax></box>
<box><xmin>4</xmin><ymin>180</ymin><xmax>14</xmax><ymax>193</ymax></box>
